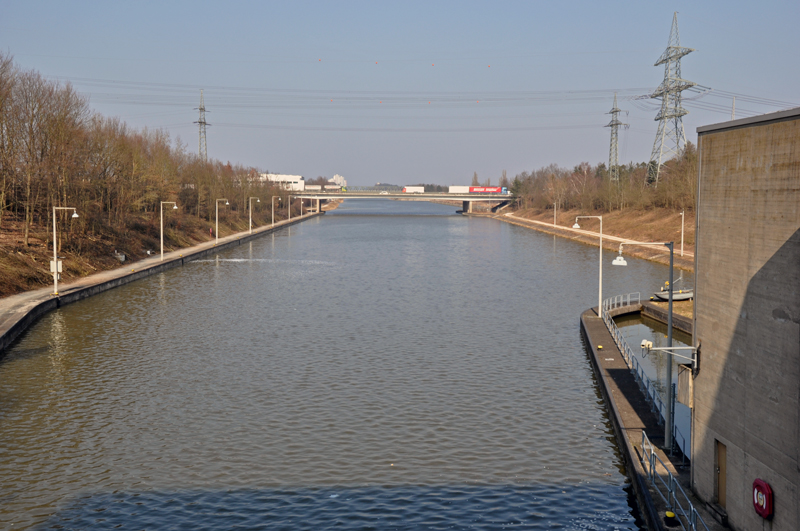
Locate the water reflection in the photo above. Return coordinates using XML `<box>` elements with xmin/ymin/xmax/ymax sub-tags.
<box><xmin>615</xmin><ymin>313</ymin><xmax>692</xmax><ymax>457</ymax></box>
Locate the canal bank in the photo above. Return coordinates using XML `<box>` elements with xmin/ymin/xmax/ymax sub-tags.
<box><xmin>472</xmin><ymin>211</ymin><xmax>695</xmax><ymax>272</ymax></box>
<box><xmin>581</xmin><ymin>304</ymin><xmax>722</xmax><ymax>531</ymax></box>
<box><xmin>0</xmin><ymin>212</ymin><xmax>320</xmax><ymax>357</ymax></box>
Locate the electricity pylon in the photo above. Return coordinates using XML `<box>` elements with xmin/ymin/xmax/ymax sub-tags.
<box><xmin>606</xmin><ymin>93</ymin><xmax>628</xmax><ymax>183</ymax></box>
<box><xmin>647</xmin><ymin>12</ymin><xmax>695</xmax><ymax>186</ymax></box>
<box><xmin>194</xmin><ymin>89</ymin><xmax>209</xmax><ymax>162</ymax></box>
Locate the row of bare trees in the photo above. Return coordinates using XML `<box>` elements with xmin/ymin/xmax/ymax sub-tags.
<box><xmin>0</xmin><ymin>53</ymin><xmax>286</xmax><ymax>249</ymax></box>
<box><xmin>510</xmin><ymin>145</ymin><xmax>697</xmax><ymax>213</ymax></box>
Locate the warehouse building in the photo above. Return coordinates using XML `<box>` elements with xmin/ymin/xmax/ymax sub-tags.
<box><xmin>259</xmin><ymin>173</ymin><xmax>305</xmax><ymax>191</ymax></box>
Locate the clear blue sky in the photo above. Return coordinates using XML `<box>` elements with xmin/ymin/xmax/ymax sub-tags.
<box><xmin>2</xmin><ymin>1</ymin><xmax>797</xmax><ymax>186</ymax></box>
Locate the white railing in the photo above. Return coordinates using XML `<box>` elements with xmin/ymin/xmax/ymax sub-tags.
<box><xmin>641</xmin><ymin>431</ymin><xmax>709</xmax><ymax>531</ymax></box>
<box><xmin>601</xmin><ymin>293</ymin><xmax>689</xmax><ymax>461</ymax></box>
<box><xmin>604</xmin><ymin>292</ymin><xmax>641</xmax><ymax>310</ymax></box>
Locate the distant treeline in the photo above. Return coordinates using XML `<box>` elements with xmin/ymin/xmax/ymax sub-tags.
<box><xmin>508</xmin><ymin>148</ymin><xmax>697</xmax><ymax>213</ymax></box>
<box><xmin>0</xmin><ymin>53</ymin><xmax>288</xmax><ymax>248</ymax></box>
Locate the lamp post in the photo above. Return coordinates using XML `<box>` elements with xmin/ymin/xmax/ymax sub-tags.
<box><xmin>160</xmin><ymin>201</ymin><xmax>177</xmax><ymax>261</ymax></box>
<box><xmin>215</xmin><ymin>198</ymin><xmax>229</xmax><ymax>245</ymax></box>
<box><xmin>553</xmin><ymin>203</ymin><xmax>557</xmax><ymax>226</ymax></box>
<box><xmin>272</xmin><ymin>196</ymin><xmax>282</xmax><ymax>226</ymax></box>
<box><xmin>572</xmin><ymin>216</ymin><xmax>603</xmax><ymax>315</ymax></box>
<box><xmin>249</xmin><ymin>197</ymin><xmax>260</xmax><ymax>234</ymax></box>
<box><xmin>613</xmin><ymin>240</ymin><xmax>676</xmax><ymax>452</ymax></box>
<box><xmin>679</xmin><ymin>211</ymin><xmax>685</xmax><ymax>257</ymax></box>
<box><xmin>288</xmin><ymin>195</ymin><xmax>293</xmax><ymax>221</ymax></box>
<box><xmin>52</xmin><ymin>207</ymin><xmax>79</xmax><ymax>295</ymax></box>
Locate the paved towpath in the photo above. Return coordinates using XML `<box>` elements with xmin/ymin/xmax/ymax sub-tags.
<box><xmin>0</xmin><ymin>213</ymin><xmax>317</xmax><ymax>354</ymax></box>
<box><xmin>582</xmin><ymin>306</ymin><xmax>723</xmax><ymax>531</ymax></box>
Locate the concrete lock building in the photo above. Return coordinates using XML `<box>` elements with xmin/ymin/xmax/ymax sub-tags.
<box><xmin>693</xmin><ymin>107</ymin><xmax>800</xmax><ymax>529</ymax></box>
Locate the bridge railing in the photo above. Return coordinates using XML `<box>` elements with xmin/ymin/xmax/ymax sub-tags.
<box><xmin>299</xmin><ymin>188</ymin><xmax>511</xmax><ymax>195</ymax></box>
<box><xmin>341</xmin><ymin>187</ymin><xmax>402</xmax><ymax>192</ymax></box>
<box><xmin>601</xmin><ymin>293</ymin><xmax>689</xmax><ymax>461</ymax></box>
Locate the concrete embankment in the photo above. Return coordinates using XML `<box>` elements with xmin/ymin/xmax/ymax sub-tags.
<box><xmin>0</xmin><ymin>213</ymin><xmax>320</xmax><ymax>356</ymax></box>
<box><xmin>581</xmin><ymin>305</ymin><xmax>722</xmax><ymax>531</ymax></box>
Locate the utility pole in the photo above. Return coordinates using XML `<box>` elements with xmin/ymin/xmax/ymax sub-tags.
<box><xmin>194</xmin><ymin>89</ymin><xmax>209</xmax><ymax>162</ymax></box>
<box><xmin>647</xmin><ymin>12</ymin><xmax>696</xmax><ymax>186</ymax></box>
<box><xmin>606</xmin><ymin>93</ymin><xmax>628</xmax><ymax>183</ymax></box>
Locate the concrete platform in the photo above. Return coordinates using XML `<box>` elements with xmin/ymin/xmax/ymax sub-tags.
<box><xmin>0</xmin><ymin>213</ymin><xmax>319</xmax><ymax>357</ymax></box>
<box><xmin>581</xmin><ymin>307</ymin><xmax>723</xmax><ymax>531</ymax></box>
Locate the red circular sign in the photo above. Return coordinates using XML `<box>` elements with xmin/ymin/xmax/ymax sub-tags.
<box><xmin>752</xmin><ymin>479</ymin><xmax>773</xmax><ymax>519</ymax></box>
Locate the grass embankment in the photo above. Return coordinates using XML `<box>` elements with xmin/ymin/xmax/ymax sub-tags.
<box><xmin>0</xmin><ymin>211</ymin><xmax>285</xmax><ymax>298</ymax></box>
<box><xmin>502</xmin><ymin>206</ymin><xmax>695</xmax><ymax>271</ymax></box>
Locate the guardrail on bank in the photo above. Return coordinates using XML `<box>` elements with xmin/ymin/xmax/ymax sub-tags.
<box><xmin>601</xmin><ymin>293</ymin><xmax>689</xmax><ymax>461</ymax></box>
<box><xmin>641</xmin><ymin>431</ymin><xmax>710</xmax><ymax>531</ymax></box>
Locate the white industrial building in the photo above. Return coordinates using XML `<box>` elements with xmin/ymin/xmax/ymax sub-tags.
<box><xmin>329</xmin><ymin>174</ymin><xmax>347</xmax><ymax>188</ymax></box>
<box><xmin>259</xmin><ymin>173</ymin><xmax>305</xmax><ymax>191</ymax></box>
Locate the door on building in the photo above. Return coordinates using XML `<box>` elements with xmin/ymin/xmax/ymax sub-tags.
<box><xmin>716</xmin><ymin>440</ymin><xmax>727</xmax><ymax>508</ymax></box>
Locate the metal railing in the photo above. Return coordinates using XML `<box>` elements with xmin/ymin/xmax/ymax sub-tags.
<box><xmin>604</xmin><ymin>292</ymin><xmax>641</xmax><ymax>310</ymax></box>
<box><xmin>601</xmin><ymin>293</ymin><xmax>689</xmax><ymax>460</ymax></box>
<box><xmin>641</xmin><ymin>431</ymin><xmax>709</xmax><ymax>531</ymax></box>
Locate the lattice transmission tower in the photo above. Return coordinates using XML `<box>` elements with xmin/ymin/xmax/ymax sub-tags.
<box><xmin>606</xmin><ymin>93</ymin><xmax>628</xmax><ymax>183</ymax></box>
<box><xmin>194</xmin><ymin>89</ymin><xmax>210</xmax><ymax>162</ymax></box>
<box><xmin>647</xmin><ymin>12</ymin><xmax>695</xmax><ymax>186</ymax></box>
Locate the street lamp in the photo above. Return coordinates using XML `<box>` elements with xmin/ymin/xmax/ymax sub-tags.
<box><xmin>553</xmin><ymin>202</ymin><xmax>557</xmax><ymax>226</ymax></box>
<box><xmin>572</xmin><ymin>216</ymin><xmax>603</xmax><ymax>315</ymax></box>
<box><xmin>160</xmin><ymin>201</ymin><xmax>178</xmax><ymax>261</ymax></box>
<box><xmin>52</xmin><ymin>207</ymin><xmax>79</xmax><ymax>295</ymax></box>
<box><xmin>288</xmin><ymin>195</ymin><xmax>293</xmax><ymax>221</ymax></box>
<box><xmin>679</xmin><ymin>211</ymin><xmax>685</xmax><ymax>257</ymax></box>
<box><xmin>272</xmin><ymin>196</ymin><xmax>282</xmax><ymax>226</ymax></box>
<box><xmin>215</xmin><ymin>198</ymin><xmax>229</xmax><ymax>244</ymax></box>
<box><xmin>613</xmin><ymin>240</ymin><xmax>677</xmax><ymax>452</ymax></box>
<box><xmin>249</xmin><ymin>197</ymin><xmax>260</xmax><ymax>234</ymax></box>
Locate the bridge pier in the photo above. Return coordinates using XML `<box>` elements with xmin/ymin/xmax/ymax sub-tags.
<box><xmin>462</xmin><ymin>200</ymin><xmax>472</xmax><ymax>213</ymax></box>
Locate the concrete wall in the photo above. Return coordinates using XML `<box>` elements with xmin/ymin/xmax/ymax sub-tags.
<box><xmin>693</xmin><ymin>108</ymin><xmax>800</xmax><ymax>530</ymax></box>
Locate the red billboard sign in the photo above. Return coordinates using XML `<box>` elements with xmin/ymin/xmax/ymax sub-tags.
<box><xmin>469</xmin><ymin>187</ymin><xmax>502</xmax><ymax>193</ymax></box>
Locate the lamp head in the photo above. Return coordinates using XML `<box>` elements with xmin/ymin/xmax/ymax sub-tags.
<box><xmin>71</xmin><ymin>212</ymin><xmax>79</xmax><ymax>218</ymax></box>
<box><xmin>225</xmin><ymin>201</ymin><xmax>229</xmax><ymax>205</ymax></box>
<box><xmin>173</xmin><ymin>204</ymin><xmax>178</xmax><ymax>209</ymax></box>
<box><xmin>257</xmin><ymin>198</ymin><xmax>261</xmax><ymax>203</ymax></box>
<box><xmin>612</xmin><ymin>255</ymin><xmax>627</xmax><ymax>266</ymax></box>
<box><xmin>572</xmin><ymin>222</ymin><xmax>580</xmax><ymax>229</ymax></box>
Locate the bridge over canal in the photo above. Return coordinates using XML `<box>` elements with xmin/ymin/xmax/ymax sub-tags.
<box><xmin>290</xmin><ymin>190</ymin><xmax>512</xmax><ymax>213</ymax></box>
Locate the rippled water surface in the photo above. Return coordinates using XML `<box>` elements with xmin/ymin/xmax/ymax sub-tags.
<box><xmin>0</xmin><ymin>200</ymin><xmax>676</xmax><ymax>529</ymax></box>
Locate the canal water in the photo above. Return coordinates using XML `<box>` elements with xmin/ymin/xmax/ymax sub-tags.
<box><xmin>615</xmin><ymin>315</ymin><xmax>694</xmax><ymax>459</ymax></box>
<box><xmin>1</xmin><ymin>200</ymin><xmax>679</xmax><ymax>530</ymax></box>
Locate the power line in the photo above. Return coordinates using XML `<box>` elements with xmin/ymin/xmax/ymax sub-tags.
<box><xmin>208</xmin><ymin>122</ymin><xmax>605</xmax><ymax>133</ymax></box>
<box><xmin>194</xmin><ymin>89</ymin><xmax>209</xmax><ymax>162</ymax></box>
<box><xmin>606</xmin><ymin>93</ymin><xmax>629</xmax><ymax>182</ymax></box>
<box><xmin>647</xmin><ymin>12</ymin><xmax>695</xmax><ymax>186</ymax></box>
